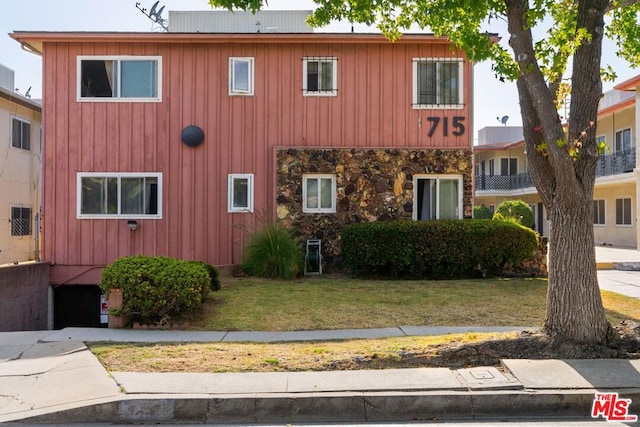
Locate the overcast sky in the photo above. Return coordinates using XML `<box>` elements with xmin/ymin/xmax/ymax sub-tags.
<box><xmin>2</xmin><ymin>0</ymin><xmax>637</xmax><ymax>140</ymax></box>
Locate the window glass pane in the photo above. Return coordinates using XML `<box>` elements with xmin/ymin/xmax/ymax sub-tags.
<box><xmin>22</xmin><ymin>121</ymin><xmax>30</xmax><ymax>150</ymax></box>
<box><xmin>439</xmin><ymin>62</ymin><xmax>459</xmax><ymax>105</ymax></box>
<box><xmin>11</xmin><ymin>119</ymin><xmax>20</xmax><ymax>148</ymax></box>
<box><xmin>233</xmin><ymin>177</ymin><xmax>249</xmax><ymax>209</ymax></box>
<box><xmin>233</xmin><ymin>60</ymin><xmax>249</xmax><ymax>92</ymax></box>
<box><xmin>320</xmin><ymin>61</ymin><xmax>333</xmax><ymax>91</ymax></box>
<box><xmin>320</xmin><ymin>178</ymin><xmax>333</xmax><ymax>208</ymax></box>
<box><xmin>307</xmin><ymin>61</ymin><xmax>319</xmax><ymax>92</ymax></box>
<box><xmin>121</xmin><ymin>177</ymin><xmax>145</xmax><ymax>214</ymax></box>
<box><xmin>438</xmin><ymin>179</ymin><xmax>459</xmax><ymax>219</ymax></box>
<box><xmin>418</xmin><ymin>62</ymin><xmax>436</xmax><ymax>105</ymax></box>
<box><xmin>624</xmin><ymin>198</ymin><xmax>631</xmax><ymax>224</ymax></box>
<box><xmin>81</xmin><ymin>177</ymin><xmax>117</xmax><ymax>214</ymax></box>
<box><xmin>306</xmin><ymin>178</ymin><xmax>319</xmax><ymax>209</ymax></box>
<box><xmin>81</xmin><ymin>60</ymin><xmax>115</xmax><ymax>97</ymax></box>
<box><xmin>121</xmin><ymin>60</ymin><xmax>157</xmax><ymax>98</ymax></box>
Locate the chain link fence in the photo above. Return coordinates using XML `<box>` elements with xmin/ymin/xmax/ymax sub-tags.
<box><xmin>0</xmin><ymin>213</ymin><xmax>39</xmax><ymax>266</ymax></box>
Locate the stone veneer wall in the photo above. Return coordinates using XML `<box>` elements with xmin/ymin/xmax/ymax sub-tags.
<box><xmin>276</xmin><ymin>148</ymin><xmax>473</xmax><ymax>269</ymax></box>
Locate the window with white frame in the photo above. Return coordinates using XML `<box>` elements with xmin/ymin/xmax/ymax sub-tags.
<box><xmin>229</xmin><ymin>57</ymin><xmax>254</xmax><ymax>96</ymax></box>
<box><xmin>78</xmin><ymin>56</ymin><xmax>161</xmax><ymax>101</ymax></box>
<box><xmin>488</xmin><ymin>159</ymin><xmax>495</xmax><ymax>176</ymax></box>
<box><xmin>593</xmin><ymin>199</ymin><xmax>605</xmax><ymax>225</ymax></box>
<box><xmin>412</xmin><ymin>58</ymin><xmax>463</xmax><ymax>108</ymax></box>
<box><xmin>228</xmin><ymin>174</ymin><xmax>254</xmax><ymax>213</ymax></box>
<box><xmin>11</xmin><ymin>117</ymin><xmax>31</xmax><ymax>151</ymax></box>
<box><xmin>615</xmin><ymin>128</ymin><xmax>632</xmax><ymax>152</ymax></box>
<box><xmin>303</xmin><ymin>174</ymin><xmax>336</xmax><ymax>213</ymax></box>
<box><xmin>595</xmin><ymin>135</ymin><xmax>605</xmax><ymax>146</ymax></box>
<box><xmin>303</xmin><ymin>57</ymin><xmax>337</xmax><ymax>96</ymax></box>
<box><xmin>414</xmin><ymin>175</ymin><xmax>463</xmax><ymax>220</ymax></box>
<box><xmin>616</xmin><ymin>197</ymin><xmax>632</xmax><ymax>226</ymax></box>
<box><xmin>10</xmin><ymin>206</ymin><xmax>31</xmax><ymax>236</ymax></box>
<box><xmin>77</xmin><ymin>173</ymin><xmax>161</xmax><ymax>218</ymax></box>
<box><xmin>500</xmin><ymin>158</ymin><xmax>518</xmax><ymax>176</ymax></box>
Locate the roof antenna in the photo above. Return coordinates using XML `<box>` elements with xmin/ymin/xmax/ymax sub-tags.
<box><xmin>136</xmin><ymin>1</ymin><xmax>169</xmax><ymax>32</ymax></box>
<box><xmin>497</xmin><ymin>115</ymin><xmax>509</xmax><ymax>126</ymax></box>
<box><xmin>24</xmin><ymin>87</ymin><xmax>32</xmax><ymax>99</ymax></box>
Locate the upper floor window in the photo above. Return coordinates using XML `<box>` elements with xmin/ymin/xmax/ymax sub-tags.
<box><xmin>500</xmin><ymin>158</ymin><xmax>517</xmax><ymax>176</ymax></box>
<box><xmin>615</xmin><ymin>128</ymin><xmax>632</xmax><ymax>152</ymax></box>
<box><xmin>11</xmin><ymin>117</ymin><xmax>30</xmax><ymax>151</ymax></box>
<box><xmin>303</xmin><ymin>174</ymin><xmax>336</xmax><ymax>213</ymax></box>
<box><xmin>78</xmin><ymin>56</ymin><xmax>161</xmax><ymax>101</ymax></box>
<box><xmin>229</xmin><ymin>57</ymin><xmax>254</xmax><ymax>96</ymax></box>
<box><xmin>10</xmin><ymin>206</ymin><xmax>31</xmax><ymax>236</ymax></box>
<box><xmin>77</xmin><ymin>173</ymin><xmax>161</xmax><ymax>219</ymax></box>
<box><xmin>303</xmin><ymin>57</ymin><xmax>337</xmax><ymax>96</ymax></box>
<box><xmin>412</xmin><ymin>58</ymin><xmax>463</xmax><ymax>109</ymax></box>
<box><xmin>228</xmin><ymin>174</ymin><xmax>254</xmax><ymax>213</ymax></box>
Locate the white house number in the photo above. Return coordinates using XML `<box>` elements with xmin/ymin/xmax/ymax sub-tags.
<box><xmin>426</xmin><ymin>116</ymin><xmax>466</xmax><ymax>137</ymax></box>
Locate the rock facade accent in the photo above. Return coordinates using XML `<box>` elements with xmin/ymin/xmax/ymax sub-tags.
<box><xmin>276</xmin><ymin>148</ymin><xmax>473</xmax><ymax>269</ymax></box>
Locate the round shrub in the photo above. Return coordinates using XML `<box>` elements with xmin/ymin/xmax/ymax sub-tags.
<box><xmin>494</xmin><ymin>200</ymin><xmax>535</xmax><ymax>229</ymax></box>
<box><xmin>241</xmin><ymin>223</ymin><xmax>304</xmax><ymax>279</ymax></box>
<box><xmin>99</xmin><ymin>255</ymin><xmax>209</xmax><ymax>324</ymax></box>
<box><xmin>473</xmin><ymin>205</ymin><xmax>493</xmax><ymax>219</ymax></box>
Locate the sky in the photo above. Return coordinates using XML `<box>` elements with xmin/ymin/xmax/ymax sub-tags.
<box><xmin>1</xmin><ymin>0</ymin><xmax>638</xmax><ymax>140</ymax></box>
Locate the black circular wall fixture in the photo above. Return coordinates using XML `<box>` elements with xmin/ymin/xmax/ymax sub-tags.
<box><xmin>181</xmin><ymin>125</ymin><xmax>205</xmax><ymax>147</ymax></box>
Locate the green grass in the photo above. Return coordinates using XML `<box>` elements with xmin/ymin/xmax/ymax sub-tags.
<box><xmin>176</xmin><ymin>275</ymin><xmax>640</xmax><ymax>331</ymax></box>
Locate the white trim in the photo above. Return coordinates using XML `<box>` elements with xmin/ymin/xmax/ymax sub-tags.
<box><xmin>302</xmin><ymin>57</ymin><xmax>338</xmax><ymax>97</ymax></box>
<box><xmin>412</xmin><ymin>58</ymin><xmax>464</xmax><ymax>110</ymax></box>
<box><xmin>229</xmin><ymin>57</ymin><xmax>255</xmax><ymax>96</ymax></box>
<box><xmin>302</xmin><ymin>174</ymin><xmax>336</xmax><ymax>213</ymax></box>
<box><xmin>412</xmin><ymin>174</ymin><xmax>464</xmax><ymax>220</ymax></box>
<box><xmin>76</xmin><ymin>172</ymin><xmax>162</xmax><ymax>219</ymax></box>
<box><xmin>77</xmin><ymin>55</ymin><xmax>162</xmax><ymax>102</ymax></box>
<box><xmin>227</xmin><ymin>173</ymin><xmax>254</xmax><ymax>213</ymax></box>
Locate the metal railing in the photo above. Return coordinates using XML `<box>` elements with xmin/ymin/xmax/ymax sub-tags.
<box><xmin>476</xmin><ymin>147</ymin><xmax>637</xmax><ymax>192</ymax></box>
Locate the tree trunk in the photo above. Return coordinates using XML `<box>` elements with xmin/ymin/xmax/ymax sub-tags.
<box><xmin>545</xmin><ymin>203</ymin><xmax>610</xmax><ymax>342</ymax></box>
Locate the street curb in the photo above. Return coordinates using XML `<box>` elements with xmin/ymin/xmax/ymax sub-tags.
<box><xmin>11</xmin><ymin>389</ymin><xmax>640</xmax><ymax>424</ymax></box>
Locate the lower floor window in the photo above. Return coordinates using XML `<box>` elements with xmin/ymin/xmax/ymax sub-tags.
<box><xmin>414</xmin><ymin>175</ymin><xmax>462</xmax><ymax>220</ymax></box>
<box><xmin>228</xmin><ymin>174</ymin><xmax>254</xmax><ymax>213</ymax></box>
<box><xmin>11</xmin><ymin>206</ymin><xmax>32</xmax><ymax>236</ymax></box>
<box><xmin>77</xmin><ymin>173</ymin><xmax>161</xmax><ymax>218</ymax></box>
<box><xmin>593</xmin><ymin>199</ymin><xmax>605</xmax><ymax>225</ymax></box>
<box><xmin>303</xmin><ymin>174</ymin><xmax>336</xmax><ymax>213</ymax></box>
<box><xmin>616</xmin><ymin>197</ymin><xmax>632</xmax><ymax>226</ymax></box>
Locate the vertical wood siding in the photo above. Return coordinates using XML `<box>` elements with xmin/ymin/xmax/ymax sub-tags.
<box><xmin>42</xmin><ymin>38</ymin><xmax>473</xmax><ymax>280</ymax></box>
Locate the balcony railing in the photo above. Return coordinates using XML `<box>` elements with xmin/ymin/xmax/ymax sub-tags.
<box><xmin>476</xmin><ymin>147</ymin><xmax>636</xmax><ymax>192</ymax></box>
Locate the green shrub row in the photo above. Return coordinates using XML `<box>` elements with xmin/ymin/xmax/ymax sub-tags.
<box><xmin>341</xmin><ymin>219</ymin><xmax>538</xmax><ymax>278</ymax></box>
<box><xmin>99</xmin><ymin>255</ymin><xmax>216</xmax><ymax>324</ymax></box>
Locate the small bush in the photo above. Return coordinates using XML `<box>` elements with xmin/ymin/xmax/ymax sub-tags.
<box><xmin>241</xmin><ymin>222</ymin><xmax>305</xmax><ymax>279</ymax></box>
<box><xmin>341</xmin><ymin>219</ymin><xmax>537</xmax><ymax>279</ymax></box>
<box><xmin>473</xmin><ymin>205</ymin><xmax>493</xmax><ymax>219</ymax></box>
<box><xmin>100</xmin><ymin>255</ymin><xmax>209</xmax><ymax>324</ymax></box>
<box><xmin>494</xmin><ymin>200</ymin><xmax>535</xmax><ymax>229</ymax></box>
<box><xmin>189</xmin><ymin>261</ymin><xmax>221</xmax><ymax>301</ymax></box>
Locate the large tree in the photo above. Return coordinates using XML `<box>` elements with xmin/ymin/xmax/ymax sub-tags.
<box><xmin>210</xmin><ymin>0</ymin><xmax>640</xmax><ymax>344</ymax></box>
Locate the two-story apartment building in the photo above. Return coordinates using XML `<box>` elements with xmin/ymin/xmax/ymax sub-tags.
<box><xmin>0</xmin><ymin>63</ymin><xmax>41</xmax><ymax>266</ymax></box>
<box><xmin>474</xmin><ymin>75</ymin><xmax>640</xmax><ymax>248</ymax></box>
<box><xmin>12</xmin><ymin>12</ymin><xmax>480</xmax><ymax>326</ymax></box>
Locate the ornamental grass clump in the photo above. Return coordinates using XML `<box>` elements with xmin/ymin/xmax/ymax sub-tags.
<box><xmin>241</xmin><ymin>223</ymin><xmax>305</xmax><ymax>279</ymax></box>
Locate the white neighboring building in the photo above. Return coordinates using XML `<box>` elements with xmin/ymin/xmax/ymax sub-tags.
<box><xmin>0</xmin><ymin>63</ymin><xmax>42</xmax><ymax>264</ymax></box>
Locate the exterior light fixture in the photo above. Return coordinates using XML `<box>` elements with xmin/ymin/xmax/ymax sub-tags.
<box><xmin>127</xmin><ymin>220</ymin><xmax>138</xmax><ymax>231</ymax></box>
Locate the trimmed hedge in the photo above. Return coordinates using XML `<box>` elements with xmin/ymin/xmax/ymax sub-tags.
<box><xmin>341</xmin><ymin>220</ymin><xmax>538</xmax><ymax>278</ymax></box>
<box><xmin>99</xmin><ymin>255</ymin><xmax>210</xmax><ymax>324</ymax></box>
<box><xmin>494</xmin><ymin>200</ymin><xmax>535</xmax><ymax>229</ymax></box>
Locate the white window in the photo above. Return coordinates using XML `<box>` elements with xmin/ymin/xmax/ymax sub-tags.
<box><xmin>78</xmin><ymin>56</ymin><xmax>161</xmax><ymax>101</ymax></box>
<box><xmin>593</xmin><ymin>199</ymin><xmax>605</xmax><ymax>226</ymax></box>
<box><xmin>615</xmin><ymin>128</ymin><xmax>632</xmax><ymax>152</ymax></box>
<box><xmin>10</xmin><ymin>206</ymin><xmax>31</xmax><ymax>236</ymax></box>
<box><xmin>413</xmin><ymin>175</ymin><xmax>463</xmax><ymax>220</ymax></box>
<box><xmin>412</xmin><ymin>58</ymin><xmax>463</xmax><ymax>109</ymax></box>
<box><xmin>488</xmin><ymin>159</ymin><xmax>495</xmax><ymax>176</ymax></box>
<box><xmin>77</xmin><ymin>173</ymin><xmax>162</xmax><ymax>219</ymax></box>
<box><xmin>616</xmin><ymin>197</ymin><xmax>632</xmax><ymax>226</ymax></box>
<box><xmin>500</xmin><ymin>158</ymin><xmax>518</xmax><ymax>176</ymax></box>
<box><xmin>303</xmin><ymin>57</ymin><xmax>337</xmax><ymax>96</ymax></box>
<box><xmin>11</xmin><ymin>116</ymin><xmax>31</xmax><ymax>151</ymax></box>
<box><xmin>228</xmin><ymin>174</ymin><xmax>254</xmax><ymax>213</ymax></box>
<box><xmin>303</xmin><ymin>174</ymin><xmax>336</xmax><ymax>213</ymax></box>
<box><xmin>229</xmin><ymin>57</ymin><xmax>254</xmax><ymax>96</ymax></box>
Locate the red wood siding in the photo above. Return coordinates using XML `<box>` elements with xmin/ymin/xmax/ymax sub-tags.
<box><xmin>39</xmin><ymin>36</ymin><xmax>473</xmax><ymax>282</ymax></box>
